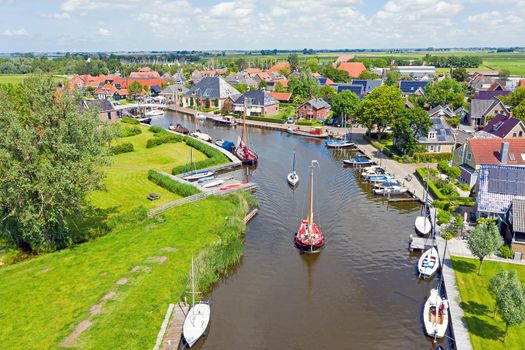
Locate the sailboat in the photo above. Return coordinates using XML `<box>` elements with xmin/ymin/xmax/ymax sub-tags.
<box><xmin>415</xmin><ymin>167</ymin><xmax>432</xmax><ymax>236</ymax></box>
<box><xmin>418</xmin><ymin>247</ymin><xmax>440</xmax><ymax>278</ymax></box>
<box><xmin>325</xmin><ymin>114</ymin><xmax>355</xmax><ymax>148</ymax></box>
<box><xmin>182</xmin><ymin>148</ymin><xmax>215</xmax><ymax>181</ymax></box>
<box><xmin>287</xmin><ymin>152</ymin><xmax>299</xmax><ymax>186</ymax></box>
<box><xmin>235</xmin><ymin>98</ymin><xmax>258</xmax><ymax>165</ymax></box>
<box><xmin>423</xmin><ymin>288</ymin><xmax>449</xmax><ymax>339</ymax></box>
<box><xmin>183</xmin><ymin>257</ymin><xmax>210</xmax><ymax>348</ymax></box>
<box><xmin>294</xmin><ymin>160</ymin><xmax>325</xmax><ymax>253</ymax></box>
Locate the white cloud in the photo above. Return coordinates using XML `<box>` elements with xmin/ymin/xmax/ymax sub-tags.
<box><xmin>41</xmin><ymin>12</ymin><xmax>71</xmax><ymax>19</ymax></box>
<box><xmin>0</xmin><ymin>28</ymin><xmax>30</xmax><ymax>37</ymax></box>
<box><xmin>96</xmin><ymin>28</ymin><xmax>111</xmax><ymax>36</ymax></box>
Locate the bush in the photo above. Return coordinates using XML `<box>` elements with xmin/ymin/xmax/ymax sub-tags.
<box><xmin>149</xmin><ymin>125</ymin><xmax>165</xmax><ymax>134</ymax></box>
<box><xmin>447</xmin><ymin>117</ymin><xmax>459</xmax><ymax>128</ymax></box>
<box><xmin>413</xmin><ymin>152</ymin><xmax>452</xmax><ymax>163</ymax></box>
<box><xmin>435</xmin><ymin>180</ymin><xmax>459</xmax><ymax>197</ymax></box>
<box><xmin>437</xmin><ymin>209</ymin><xmax>452</xmax><ymax>225</ymax></box>
<box><xmin>437</xmin><ymin>160</ymin><xmax>460</xmax><ymax>178</ymax></box>
<box><xmin>110</xmin><ymin>143</ymin><xmax>134</xmax><ymax>155</ymax></box>
<box><xmin>115</xmin><ymin>125</ymin><xmax>141</xmax><ymax>138</ymax></box>
<box><xmin>442</xmin><ymin>232</ymin><xmax>454</xmax><ymax>240</ymax></box>
<box><xmin>147</xmin><ymin>170</ymin><xmax>201</xmax><ymax>197</ymax></box>
<box><xmin>246</xmin><ymin>116</ymin><xmax>285</xmax><ymax>124</ymax></box>
<box><xmin>172</xmin><ymin>137</ymin><xmax>228</xmax><ymax>175</ymax></box>
<box><xmin>121</xmin><ymin>117</ymin><xmax>139</xmax><ymax>125</ymax></box>
<box><xmin>296</xmin><ymin>119</ymin><xmax>322</xmax><ymax>126</ymax></box>
<box><xmin>146</xmin><ymin>134</ymin><xmax>183</xmax><ymax>148</ymax></box>
<box><xmin>499</xmin><ymin>245</ymin><xmax>514</xmax><ymax>259</ymax></box>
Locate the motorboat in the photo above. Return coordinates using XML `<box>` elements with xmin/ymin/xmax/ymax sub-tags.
<box><xmin>215</xmin><ymin>139</ymin><xmax>235</xmax><ymax>152</ymax></box>
<box><xmin>294</xmin><ymin>161</ymin><xmax>325</xmax><ymax>253</ymax></box>
<box><xmin>423</xmin><ymin>288</ymin><xmax>449</xmax><ymax>339</ymax></box>
<box><xmin>190</xmin><ymin>131</ymin><xmax>212</xmax><ymax>143</ymax></box>
<box><xmin>287</xmin><ymin>152</ymin><xmax>299</xmax><ymax>187</ymax></box>
<box><xmin>212</xmin><ymin>115</ymin><xmax>237</xmax><ymax>126</ymax></box>
<box><xmin>418</xmin><ymin>247</ymin><xmax>440</xmax><ymax>278</ymax></box>
<box><xmin>373</xmin><ymin>180</ymin><xmax>400</xmax><ymax>188</ymax></box>
<box><xmin>183</xmin><ymin>257</ymin><xmax>210</xmax><ymax>348</ymax></box>
<box><xmin>169</xmin><ymin>124</ymin><xmax>190</xmax><ymax>135</ymax></box>
<box><xmin>373</xmin><ymin>185</ymin><xmax>408</xmax><ymax>195</ymax></box>
<box><xmin>287</xmin><ymin>127</ymin><xmax>329</xmax><ymax>139</ymax></box>
<box><xmin>196</xmin><ymin>113</ymin><xmax>207</xmax><ymax>120</ymax></box>
<box><xmin>367</xmin><ymin>174</ymin><xmax>395</xmax><ymax>184</ymax></box>
<box><xmin>145</xmin><ymin>109</ymin><xmax>164</xmax><ymax>117</ymax></box>
<box><xmin>138</xmin><ymin>117</ymin><xmax>152</xmax><ymax>124</ymax></box>
<box><xmin>343</xmin><ymin>157</ymin><xmax>374</xmax><ymax>166</ymax></box>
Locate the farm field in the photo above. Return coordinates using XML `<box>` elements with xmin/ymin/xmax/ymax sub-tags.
<box><xmin>0</xmin><ymin>74</ymin><xmax>66</xmax><ymax>84</ymax></box>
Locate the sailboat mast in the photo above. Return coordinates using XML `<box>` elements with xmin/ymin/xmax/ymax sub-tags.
<box><xmin>191</xmin><ymin>256</ymin><xmax>195</xmax><ymax>313</ymax></box>
<box><xmin>308</xmin><ymin>164</ymin><xmax>314</xmax><ymax>227</ymax></box>
<box><xmin>243</xmin><ymin>98</ymin><xmax>247</xmax><ymax>146</ymax></box>
<box><xmin>292</xmin><ymin>152</ymin><xmax>296</xmax><ymax>172</ymax></box>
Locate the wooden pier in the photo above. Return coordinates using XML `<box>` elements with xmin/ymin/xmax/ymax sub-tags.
<box><xmin>159</xmin><ymin>303</ymin><xmax>189</xmax><ymax>350</ymax></box>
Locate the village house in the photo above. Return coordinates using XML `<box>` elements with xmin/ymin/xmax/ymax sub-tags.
<box><xmin>82</xmin><ymin>99</ymin><xmax>118</xmax><ymax>124</ymax></box>
<box><xmin>268</xmin><ymin>91</ymin><xmax>292</xmax><ymax>103</ymax></box>
<box><xmin>233</xmin><ymin>90</ymin><xmax>279</xmax><ymax>116</ymax></box>
<box><xmin>416</xmin><ymin>117</ymin><xmax>455</xmax><ymax>153</ymax></box>
<box><xmin>268</xmin><ymin>61</ymin><xmax>290</xmax><ymax>74</ymax></box>
<box><xmin>225</xmin><ymin>72</ymin><xmax>258</xmax><ymax>89</ymax></box>
<box><xmin>129</xmin><ymin>67</ymin><xmax>160</xmax><ymax>79</ymax></box>
<box><xmin>481</xmin><ymin>114</ymin><xmax>525</xmax><ymax>138</ymax></box>
<box><xmin>399</xmin><ymin>81</ymin><xmax>429</xmax><ymax>96</ymax></box>
<box><xmin>428</xmin><ymin>105</ymin><xmax>456</xmax><ymax>119</ymax></box>
<box><xmin>475</xmin><ymin>90</ymin><xmax>511</xmax><ymax>100</ymax></box>
<box><xmin>333</xmin><ymin>83</ymin><xmax>364</xmax><ymax>98</ymax></box>
<box><xmin>182</xmin><ymin>76</ymin><xmax>241</xmax><ymax>110</ymax></box>
<box><xmin>296</xmin><ymin>98</ymin><xmax>331</xmax><ymax>121</ymax></box>
<box><xmin>468</xmin><ymin>98</ymin><xmax>510</xmax><ymax>128</ymax></box>
<box><xmin>395</xmin><ymin>66</ymin><xmax>436</xmax><ymax>80</ymax></box>
<box><xmin>452</xmin><ymin>138</ymin><xmax>525</xmax><ymax>186</ymax></box>
<box><xmin>160</xmin><ymin>84</ymin><xmax>189</xmax><ymax>105</ymax></box>
<box><xmin>336</xmin><ymin>62</ymin><xmax>366</xmax><ymax>78</ymax></box>
<box><xmin>506</xmin><ymin>199</ymin><xmax>525</xmax><ymax>258</ymax></box>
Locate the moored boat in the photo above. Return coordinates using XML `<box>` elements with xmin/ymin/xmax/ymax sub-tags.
<box><xmin>183</xmin><ymin>170</ymin><xmax>215</xmax><ymax>182</ymax></box>
<box><xmin>415</xmin><ymin>216</ymin><xmax>432</xmax><ymax>236</ymax></box>
<box><xmin>235</xmin><ymin>99</ymin><xmax>258</xmax><ymax>165</ymax></box>
<box><xmin>423</xmin><ymin>288</ymin><xmax>449</xmax><ymax>339</ymax></box>
<box><xmin>212</xmin><ymin>115</ymin><xmax>237</xmax><ymax>126</ymax></box>
<box><xmin>138</xmin><ymin>117</ymin><xmax>152</xmax><ymax>124</ymax></box>
<box><xmin>287</xmin><ymin>152</ymin><xmax>299</xmax><ymax>187</ymax></box>
<box><xmin>325</xmin><ymin>115</ymin><xmax>355</xmax><ymax>148</ymax></box>
<box><xmin>418</xmin><ymin>247</ymin><xmax>439</xmax><ymax>278</ymax></box>
<box><xmin>287</xmin><ymin>126</ymin><xmax>328</xmax><ymax>139</ymax></box>
<box><xmin>145</xmin><ymin>109</ymin><xmax>164</xmax><ymax>117</ymax></box>
<box><xmin>343</xmin><ymin>157</ymin><xmax>374</xmax><ymax>166</ymax></box>
<box><xmin>169</xmin><ymin>123</ymin><xmax>190</xmax><ymax>135</ymax></box>
<box><xmin>196</xmin><ymin>113</ymin><xmax>207</xmax><ymax>120</ymax></box>
<box><xmin>183</xmin><ymin>257</ymin><xmax>210</xmax><ymax>348</ymax></box>
<box><xmin>294</xmin><ymin>160</ymin><xmax>325</xmax><ymax>253</ymax></box>
<box><xmin>215</xmin><ymin>139</ymin><xmax>236</xmax><ymax>152</ymax></box>
<box><xmin>373</xmin><ymin>185</ymin><xmax>408</xmax><ymax>195</ymax></box>
<box><xmin>190</xmin><ymin>130</ymin><xmax>212</xmax><ymax>143</ymax></box>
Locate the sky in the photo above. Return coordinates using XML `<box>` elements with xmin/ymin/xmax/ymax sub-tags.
<box><xmin>0</xmin><ymin>0</ymin><xmax>525</xmax><ymax>52</ymax></box>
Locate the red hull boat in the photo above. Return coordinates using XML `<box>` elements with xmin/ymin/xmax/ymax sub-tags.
<box><xmin>294</xmin><ymin>160</ymin><xmax>325</xmax><ymax>253</ymax></box>
<box><xmin>236</xmin><ymin>98</ymin><xmax>258</xmax><ymax>165</ymax></box>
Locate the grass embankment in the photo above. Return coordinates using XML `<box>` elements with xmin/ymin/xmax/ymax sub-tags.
<box><xmin>451</xmin><ymin>257</ymin><xmax>525</xmax><ymax>350</ymax></box>
<box><xmin>0</xmin><ymin>193</ymin><xmax>253</xmax><ymax>349</ymax></box>
<box><xmin>0</xmin><ymin>74</ymin><xmax>66</xmax><ymax>85</ymax></box>
<box><xmin>88</xmin><ymin>125</ymin><xmax>207</xmax><ymax>212</ymax></box>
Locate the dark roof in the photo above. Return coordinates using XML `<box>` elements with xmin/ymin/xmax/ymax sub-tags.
<box><xmin>300</xmin><ymin>98</ymin><xmax>330</xmax><ymax>110</ymax></box>
<box><xmin>428</xmin><ymin>105</ymin><xmax>455</xmax><ymax>118</ymax></box>
<box><xmin>470</xmin><ymin>98</ymin><xmax>507</xmax><ymax>119</ymax></box>
<box><xmin>478</xmin><ymin>165</ymin><xmax>525</xmax><ymax>214</ymax></box>
<box><xmin>399</xmin><ymin>81</ymin><xmax>429</xmax><ymax>94</ymax></box>
<box><xmin>234</xmin><ymin>90</ymin><xmax>278</xmax><ymax>106</ymax></box>
<box><xmin>186</xmin><ymin>76</ymin><xmax>241</xmax><ymax>100</ymax></box>
<box><xmin>151</xmin><ymin>85</ymin><xmax>162</xmax><ymax>93</ymax></box>
<box><xmin>482</xmin><ymin>114</ymin><xmax>523</xmax><ymax>138</ymax></box>
<box><xmin>512</xmin><ymin>199</ymin><xmax>525</xmax><ymax>233</ymax></box>
<box><xmin>334</xmin><ymin>84</ymin><xmax>363</xmax><ymax>96</ymax></box>
<box><xmin>418</xmin><ymin>117</ymin><xmax>455</xmax><ymax>144</ymax></box>
<box><xmin>351</xmin><ymin>79</ymin><xmax>382</xmax><ymax>94</ymax></box>
<box><xmin>475</xmin><ymin>90</ymin><xmax>511</xmax><ymax>100</ymax></box>
<box><xmin>83</xmin><ymin>99</ymin><xmax>115</xmax><ymax>113</ymax></box>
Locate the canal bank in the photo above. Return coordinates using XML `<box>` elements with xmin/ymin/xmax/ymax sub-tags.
<box><xmin>152</xmin><ymin>111</ymin><xmax>454</xmax><ymax>349</ymax></box>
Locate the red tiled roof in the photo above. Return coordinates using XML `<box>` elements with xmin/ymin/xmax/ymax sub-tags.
<box><xmin>256</xmin><ymin>72</ymin><xmax>270</xmax><ymax>80</ymax></box>
<box><xmin>129</xmin><ymin>71</ymin><xmax>161</xmax><ymax>79</ymax></box>
<box><xmin>246</xmin><ymin>68</ymin><xmax>262</xmax><ymax>74</ymax></box>
<box><xmin>272</xmin><ymin>79</ymin><xmax>288</xmax><ymax>88</ymax></box>
<box><xmin>336</xmin><ymin>62</ymin><xmax>366</xmax><ymax>78</ymax></box>
<box><xmin>269</xmin><ymin>91</ymin><xmax>292</xmax><ymax>102</ymax></box>
<box><xmin>469</xmin><ymin>138</ymin><xmax>525</xmax><ymax>166</ymax></box>
<box><xmin>488</xmin><ymin>82</ymin><xmax>505</xmax><ymax>91</ymax></box>
<box><xmin>334</xmin><ymin>54</ymin><xmax>355</xmax><ymax>64</ymax></box>
<box><xmin>123</xmin><ymin>78</ymin><xmax>165</xmax><ymax>88</ymax></box>
<box><xmin>520</xmin><ymin>80</ymin><xmax>525</xmax><ymax>87</ymax></box>
<box><xmin>268</xmin><ymin>62</ymin><xmax>290</xmax><ymax>73</ymax></box>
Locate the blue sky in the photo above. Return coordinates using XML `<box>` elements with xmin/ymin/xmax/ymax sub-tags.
<box><xmin>1</xmin><ymin>0</ymin><xmax>524</xmax><ymax>52</ymax></box>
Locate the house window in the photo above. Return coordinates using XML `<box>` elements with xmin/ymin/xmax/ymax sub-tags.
<box><xmin>509</xmin><ymin>153</ymin><xmax>516</xmax><ymax>161</ymax></box>
<box><xmin>429</xmin><ymin>145</ymin><xmax>434</xmax><ymax>152</ymax></box>
<box><xmin>107</xmin><ymin>112</ymin><xmax>111</xmax><ymax>120</ymax></box>
<box><xmin>513</xmin><ymin>132</ymin><xmax>518</xmax><ymax>137</ymax></box>
<box><xmin>428</xmin><ymin>132</ymin><xmax>436</xmax><ymax>139</ymax></box>
<box><xmin>437</xmin><ymin>145</ymin><xmax>441</xmax><ymax>152</ymax></box>
<box><xmin>466</xmin><ymin>153</ymin><xmax>472</xmax><ymax>161</ymax></box>
<box><xmin>521</xmin><ymin>153</ymin><xmax>525</xmax><ymax>161</ymax></box>
<box><xmin>520</xmin><ymin>131</ymin><xmax>523</xmax><ymax>137</ymax></box>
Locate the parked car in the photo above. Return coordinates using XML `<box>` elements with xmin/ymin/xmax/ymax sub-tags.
<box><xmin>287</xmin><ymin>117</ymin><xmax>295</xmax><ymax>124</ymax></box>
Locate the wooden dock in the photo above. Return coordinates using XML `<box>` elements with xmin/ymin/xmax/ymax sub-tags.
<box><xmin>159</xmin><ymin>303</ymin><xmax>189</xmax><ymax>350</ymax></box>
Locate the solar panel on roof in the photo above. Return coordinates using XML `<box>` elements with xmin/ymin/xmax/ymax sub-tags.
<box><xmin>445</xmin><ymin>129</ymin><xmax>452</xmax><ymax>136</ymax></box>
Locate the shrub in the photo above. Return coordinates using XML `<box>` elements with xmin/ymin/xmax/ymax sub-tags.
<box><xmin>115</xmin><ymin>126</ymin><xmax>142</xmax><ymax>138</ymax></box>
<box><xmin>447</xmin><ymin>117</ymin><xmax>459</xmax><ymax>128</ymax></box>
<box><xmin>246</xmin><ymin>116</ymin><xmax>285</xmax><ymax>124</ymax></box>
<box><xmin>435</xmin><ymin>180</ymin><xmax>459</xmax><ymax>197</ymax></box>
<box><xmin>110</xmin><ymin>143</ymin><xmax>134</xmax><ymax>155</ymax></box>
<box><xmin>121</xmin><ymin>117</ymin><xmax>139</xmax><ymax>125</ymax></box>
<box><xmin>437</xmin><ymin>160</ymin><xmax>460</xmax><ymax>178</ymax></box>
<box><xmin>172</xmin><ymin>137</ymin><xmax>228</xmax><ymax>174</ymax></box>
<box><xmin>147</xmin><ymin>170</ymin><xmax>201</xmax><ymax>197</ymax></box>
<box><xmin>499</xmin><ymin>245</ymin><xmax>514</xmax><ymax>259</ymax></box>
<box><xmin>149</xmin><ymin>125</ymin><xmax>165</xmax><ymax>134</ymax></box>
<box><xmin>413</xmin><ymin>152</ymin><xmax>452</xmax><ymax>163</ymax></box>
<box><xmin>437</xmin><ymin>209</ymin><xmax>452</xmax><ymax>225</ymax></box>
<box><xmin>296</xmin><ymin>119</ymin><xmax>321</xmax><ymax>126</ymax></box>
<box><xmin>146</xmin><ymin>134</ymin><xmax>183</xmax><ymax>148</ymax></box>
<box><xmin>442</xmin><ymin>232</ymin><xmax>454</xmax><ymax>240</ymax></box>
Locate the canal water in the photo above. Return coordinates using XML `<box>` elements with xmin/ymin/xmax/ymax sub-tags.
<box><xmin>153</xmin><ymin>112</ymin><xmax>450</xmax><ymax>350</ymax></box>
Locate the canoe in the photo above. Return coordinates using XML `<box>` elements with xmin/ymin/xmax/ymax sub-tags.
<box><xmin>183</xmin><ymin>303</ymin><xmax>211</xmax><ymax>348</ymax></box>
<box><xmin>423</xmin><ymin>288</ymin><xmax>448</xmax><ymax>339</ymax></box>
<box><xmin>418</xmin><ymin>247</ymin><xmax>439</xmax><ymax>278</ymax></box>
<box><xmin>287</xmin><ymin>171</ymin><xmax>299</xmax><ymax>186</ymax></box>
<box><xmin>219</xmin><ymin>182</ymin><xmax>248</xmax><ymax>191</ymax></box>
<box><xmin>415</xmin><ymin>216</ymin><xmax>432</xmax><ymax>236</ymax></box>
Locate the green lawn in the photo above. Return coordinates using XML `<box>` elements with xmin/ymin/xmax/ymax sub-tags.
<box><xmin>88</xmin><ymin>126</ymin><xmax>207</xmax><ymax>212</ymax></box>
<box><xmin>451</xmin><ymin>257</ymin><xmax>525</xmax><ymax>350</ymax></box>
<box><xmin>0</xmin><ymin>74</ymin><xmax>66</xmax><ymax>85</ymax></box>
<box><xmin>0</xmin><ymin>194</ymin><xmax>247</xmax><ymax>350</ymax></box>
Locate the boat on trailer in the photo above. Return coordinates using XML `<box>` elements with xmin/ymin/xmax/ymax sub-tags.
<box><xmin>418</xmin><ymin>247</ymin><xmax>439</xmax><ymax>278</ymax></box>
<box><xmin>183</xmin><ymin>257</ymin><xmax>210</xmax><ymax>348</ymax></box>
<box><xmin>423</xmin><ymin>288</ymin><xmax>449</xmax><ymax>339</ymax></box>
<box><xmin>294</xmin><ymin>160</ymin><xmax>325</xmax><ymax>253</ymax></box>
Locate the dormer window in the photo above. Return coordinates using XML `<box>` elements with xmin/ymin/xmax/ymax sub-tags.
<box><xmin>428</xmin><ymin>132</ymin><xmax>436</xmax><ymax>139</ymax></box>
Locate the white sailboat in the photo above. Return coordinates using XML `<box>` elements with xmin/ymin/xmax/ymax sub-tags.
<box><xmin>325</xmin><ymin>114</ymin><xmax>355</xmax><ymax>148</ymax></box>
<box><xmin>287</xmin><ymin>152</ymin><xmax>299</xmax><ymax>186</ymax></box>
<box><xmin>418</xmin><ymin>247</ymin><xmax>440</xmax><ymax>278</ymax></box>
<box><xmin>423</xmin><ymin>288</ymin><xmax>449</xmax><ymax>339</ymax></box>
<box><xmin>415</xmin><ymin>166</ymin><xmax>432</xmax><ymax>236</ymax></box>
<box><xmin>183</xmin><ymin>257</ymin><xmax>210</xmax><ymax>348</ymax></box>
<box><xmin>182</xmin><ymin>148</ymin><xmax>215</xmax><ymax>181</ymax></box>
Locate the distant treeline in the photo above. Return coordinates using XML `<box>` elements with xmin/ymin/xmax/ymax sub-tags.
<box><xmin>348</xmin><ymin>55</ymin><xmax>482</xmax><ymax>69</ymax></box>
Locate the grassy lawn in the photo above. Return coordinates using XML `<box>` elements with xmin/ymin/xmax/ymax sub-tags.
<box><xmin>0</xmin><ymin>194</ymin><xmax>247</xmax><ymax>350</ymax></box>
<box><xmin>451</xmin><ymin>256</ymin><xmax>525</xmax><ymax>350</ymax></box>
<box><xmin>88</xmin><ymin>126</ymin><xmax>207</xmax><ymax>212</ymax></box>
<box><xmin>0</xmin><ymin>74</ymin><xmax>66</xmax><ymax>85</ymax></box>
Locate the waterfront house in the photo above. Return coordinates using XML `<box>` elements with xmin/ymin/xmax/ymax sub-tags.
<box><xmin>82</xmin><ymin>99</ymin><xmax>118</xmax><ymax>124</ymax></box>
<box><xmin>395</xmin><ymin>66</ymin><xmax>436</xmax><ymax>80</ymax></box>
<box><xmin>336</xmin><ymin>62</ymin><xmax>366</xmax><ymax>78</ymax></box>
<box><xmin>452</xmin><ymin>138</ymin><xmax>525</xmax><ymax>186</ymax></box>
<box><xmin>160</xmin><ymin>84</ymin><xmax>188</xmax><ymax>105</ymax></box>
<box><xmin>507</xmin><ymin>199</ymin><xmax>525</xmax><ymax>257</ymax></box>
<box><xmin>233</xmin><ymin>90</ymin><xmax>279</xmax><ymax>116</ymax></box>
<box><xmin>399</xmin><ymin>81</ymin><xmax>429</xmax><ymax>96</ymax></box>
<box><xmin>481</xmin><ymin>115</ymin><xmax>525</xmax><ymax>139</ymax></box>
<box><xmin>428</xmin><ymin>105</ymin><xmax>456</xmax><ymax>119</ymax></box>
<box><xmin>183</xmin><ymin>76</ymin><xmax>241</xmax><ymax>110</ymax></box>
<box><xmin>416</xmin><ymin>117</ymin><xmax>455</xmax><ymax>153</ymax></box>
<box><xmin>468</xmin><ymin>98</ymin><xmax>509</xmax><ymax>128</ymax></box>
<box><xmin>476</xmin><ymin>164</ymin><xmax>525</xmax><ymax>220</ymax></box>
<box><xmin>296</xmin><ymin>98</ymin><xmax>331</xmax><ymax>121</ymax></box>
<box><xmin>269</xmin><ymin>91</ymin><xmax>292</xmax><ymax>103</ymax></box>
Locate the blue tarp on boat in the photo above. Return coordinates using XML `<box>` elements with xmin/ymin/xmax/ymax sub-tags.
<box><xmin>221</xmin><ymin>140</ymin><xmax>235</xmax><ymax>152</ymax></box>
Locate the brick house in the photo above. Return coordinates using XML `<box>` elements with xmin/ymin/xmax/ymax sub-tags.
<box><xmin>233</xmin><ymin>90</ymin><xmax>279</xmax><ymax>116</ymax></box>
<box><xmin>296</xmin><ymin>98</ymin><xmax>331</xmax><ymax>121</ymax></box>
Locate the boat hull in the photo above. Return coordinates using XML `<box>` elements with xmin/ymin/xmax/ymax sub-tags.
<box><xmin>415</xmin><ymin>216</ymin><xmax>432</xmax><ymax>236</ymax></box>
<box><xmin>418</xmin><ymin>247</ymin><xmax>439</xmax><ymax>278</ymax></box>
<box><xmin>183</xmin><ymin>303</ymin><xmax>211</xmax><ymax>348</ymax></box>
<box><xmin>423</xmin><ymin>289</ymin><xmax>448</xmax><ymax>339</ymax></box>
<box><xmin>287</xmin><ymin>127</ymin><xmax>328</xmax><ymax>139</ymax></box>
<box><xmin>294</xmin><ymin>220</ymin><xmax>325</xmax><ymax>253</ymax></box>
<box><xmin>287</xmin><ymin>172</ymin><xmax>299</xmax><ymax>186</ymax></box>
<box><xmin>326</xmin><ymin>141</ymin><xmax>356</xmax><ymax>148</ymax></box>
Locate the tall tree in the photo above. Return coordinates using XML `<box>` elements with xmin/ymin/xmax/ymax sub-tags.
<box><xmin>128</xmin><ymin>80</ymin><xmax>143</xmax><ymax>99</ymax></box>
<box><xmin>385</xmin><ymin>70</ymin><xmax>401</xmax><ymax>86</ymax></box>
<box><xmin>287</xmin><ymin>53</ymin><xmax>299</xmax><ymax>71</ymax></box>
<box><xmin>331</xmin><ymin>90</ymin><xmax>359</xmax><ymax>119</ymax></box>
<box><xmin>451</xmin><ymin>67</ymin><xmax>468</xmax><ymax>82</ymax></box>
<box><xmin>318</xmin><ymin>85</ymin><xmax>336</xmax><ymax>101</ymax></box>
<box><xmin>494</xmin><ymin>270</ymin><xmax>525</xmax><ymax>341</ymax></box>
<box><xmin>467</xmin><ymin>223</ymin><xmax>503</xmax><ymax>274</ymax></box>
<box><xmin>357</xmin><ymin>85</ymin><xmax>404</xmax><ymax>138</ymax></box>
<box><xmin>288</xmin><ymin>72</ymin><xmax>319</xmax><ymax>101</ymax></box>
<box><xmin>0</xmin><ymin>76</ymin><xmax>111</xmax><ymax>252</ymax></box>
<box><xmin>392</xmin><ymin>107</ymin><xmax>432</xmax><ymax>155</ymax></box>
<box><xmin>512</xmin><ymin>100</ymin><xmax>525</xmax><ymax>123</ymax></box>
<box><xmin>424</xmin><ymin>78</ymin><xmax>466</xmax><ymax>109</ymax></box>
<box><xmin>489</xmin><ymin>270</ymin><xmax>511</xmax><ymax>318</ymax></box>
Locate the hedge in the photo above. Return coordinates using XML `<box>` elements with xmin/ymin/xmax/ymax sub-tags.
<box><xmin>246</xmin><ymin>116</ymin><xmax>286</xmax><ymax>124</ymax></box>
<box><xmin>147</xmin><ymin>170</ymin><xmax>201</xmax><ymax>197</ymax></box>
<box><xmin>116</xmin><ymin>126</ymin><xmax>142</xmax><ymax>138</ymax></box>
<box><xmin>296</xmin><ymin>119</ymin><xmax>322</xmax><ymax>126</ymax></box>
<box><xmin>416</xmin><ymin>168</ymin><xmax>447</xmax><ymax>200</ymax></box>
<box><xmin>146</xmin><ymin>133</ymin><xmax>183</xmax><ymax>148</ymax></box>
<box><xmin>172</xmin><ymin>137</ymin><xmax>228</xmax><ymax>175</ymax></box>
<box><xmin>149</xmin><ymin>125</ymin><xmax>165</xmax><ymax>134</ymax></box>
<box><xmin>121</xmin><ymin>117</ymin><xmax>139</xmax><ymax>125</ymax></box>
<box><xmin>110</xmin><ymin>143</ymin><xmax>134</xmax><ymax>155</ymax></box>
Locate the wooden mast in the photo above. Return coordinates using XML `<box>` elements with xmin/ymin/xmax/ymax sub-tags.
<box><xmin>308</xmin><ymin>162</ymin><xmax>314</xmax><ymax>227</ymax></box>
<box><xmin>243</xmin><ymin>97</ymin><xmax>247</xmax><ymax>146</ymax></box>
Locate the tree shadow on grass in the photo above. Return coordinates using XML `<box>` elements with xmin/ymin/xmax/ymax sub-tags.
<box><xmin>464</xmin><ymin>315</ymin><xmax>504</xmax><ymax>341</ymax></box>
<box><xmin>461</xmin><ymin>300</ymin><xmax>490</xmax><ymax>316</ymax></box>
<box><xmin>451</xmin><ymin>259</ymin><xmax>478</xmax><ymax>274</ymax></box>
<box><xmin>68</xmin><ymin>205</ymin><xmax>119</xmax><ymax>243</ymax></box>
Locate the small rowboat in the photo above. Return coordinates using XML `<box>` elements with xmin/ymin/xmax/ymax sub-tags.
<box><xmin>418</xmin><ymin>247</ymin><xmax>439</xmax><ymax>278</ymax></box>
<box><xmin>145</xmin><ymin>109</ymin><xmax>164</xmax><ymax>117</ymax></box>
<box><xmin>219</xmin><ymin>182</ymin><xmax>248</xmax><ymax>191</ymax></box>
<box><xmin>423</xmin><ymin>288</ymin><xmax>449</xmax><ymax>339</ymax></box>
<box><xmin>190</xmin><ymin>131</ymin><xmax>212</xmax><ymax>143</ymax></box>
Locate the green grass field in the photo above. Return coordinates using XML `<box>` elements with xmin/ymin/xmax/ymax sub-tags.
<box><xmin>0</xmin><ymin>74</ymin><xmax>66</xmax><ymax>85</ymax></box>
<box><xmin>88</xmin><ymin>126</ymin><xmax>207</xmax><ymax>212</ymax></box>
<box><xmin>451</xmin><ymin>257</ymin><xmax>525</xmax><ymax>350</ymax></box>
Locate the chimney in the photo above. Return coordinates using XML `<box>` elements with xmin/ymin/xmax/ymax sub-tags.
<box><xmin>500</xmin><ymin>141</ymin><xmax>509</xmax><ymax>165</ymax></box>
